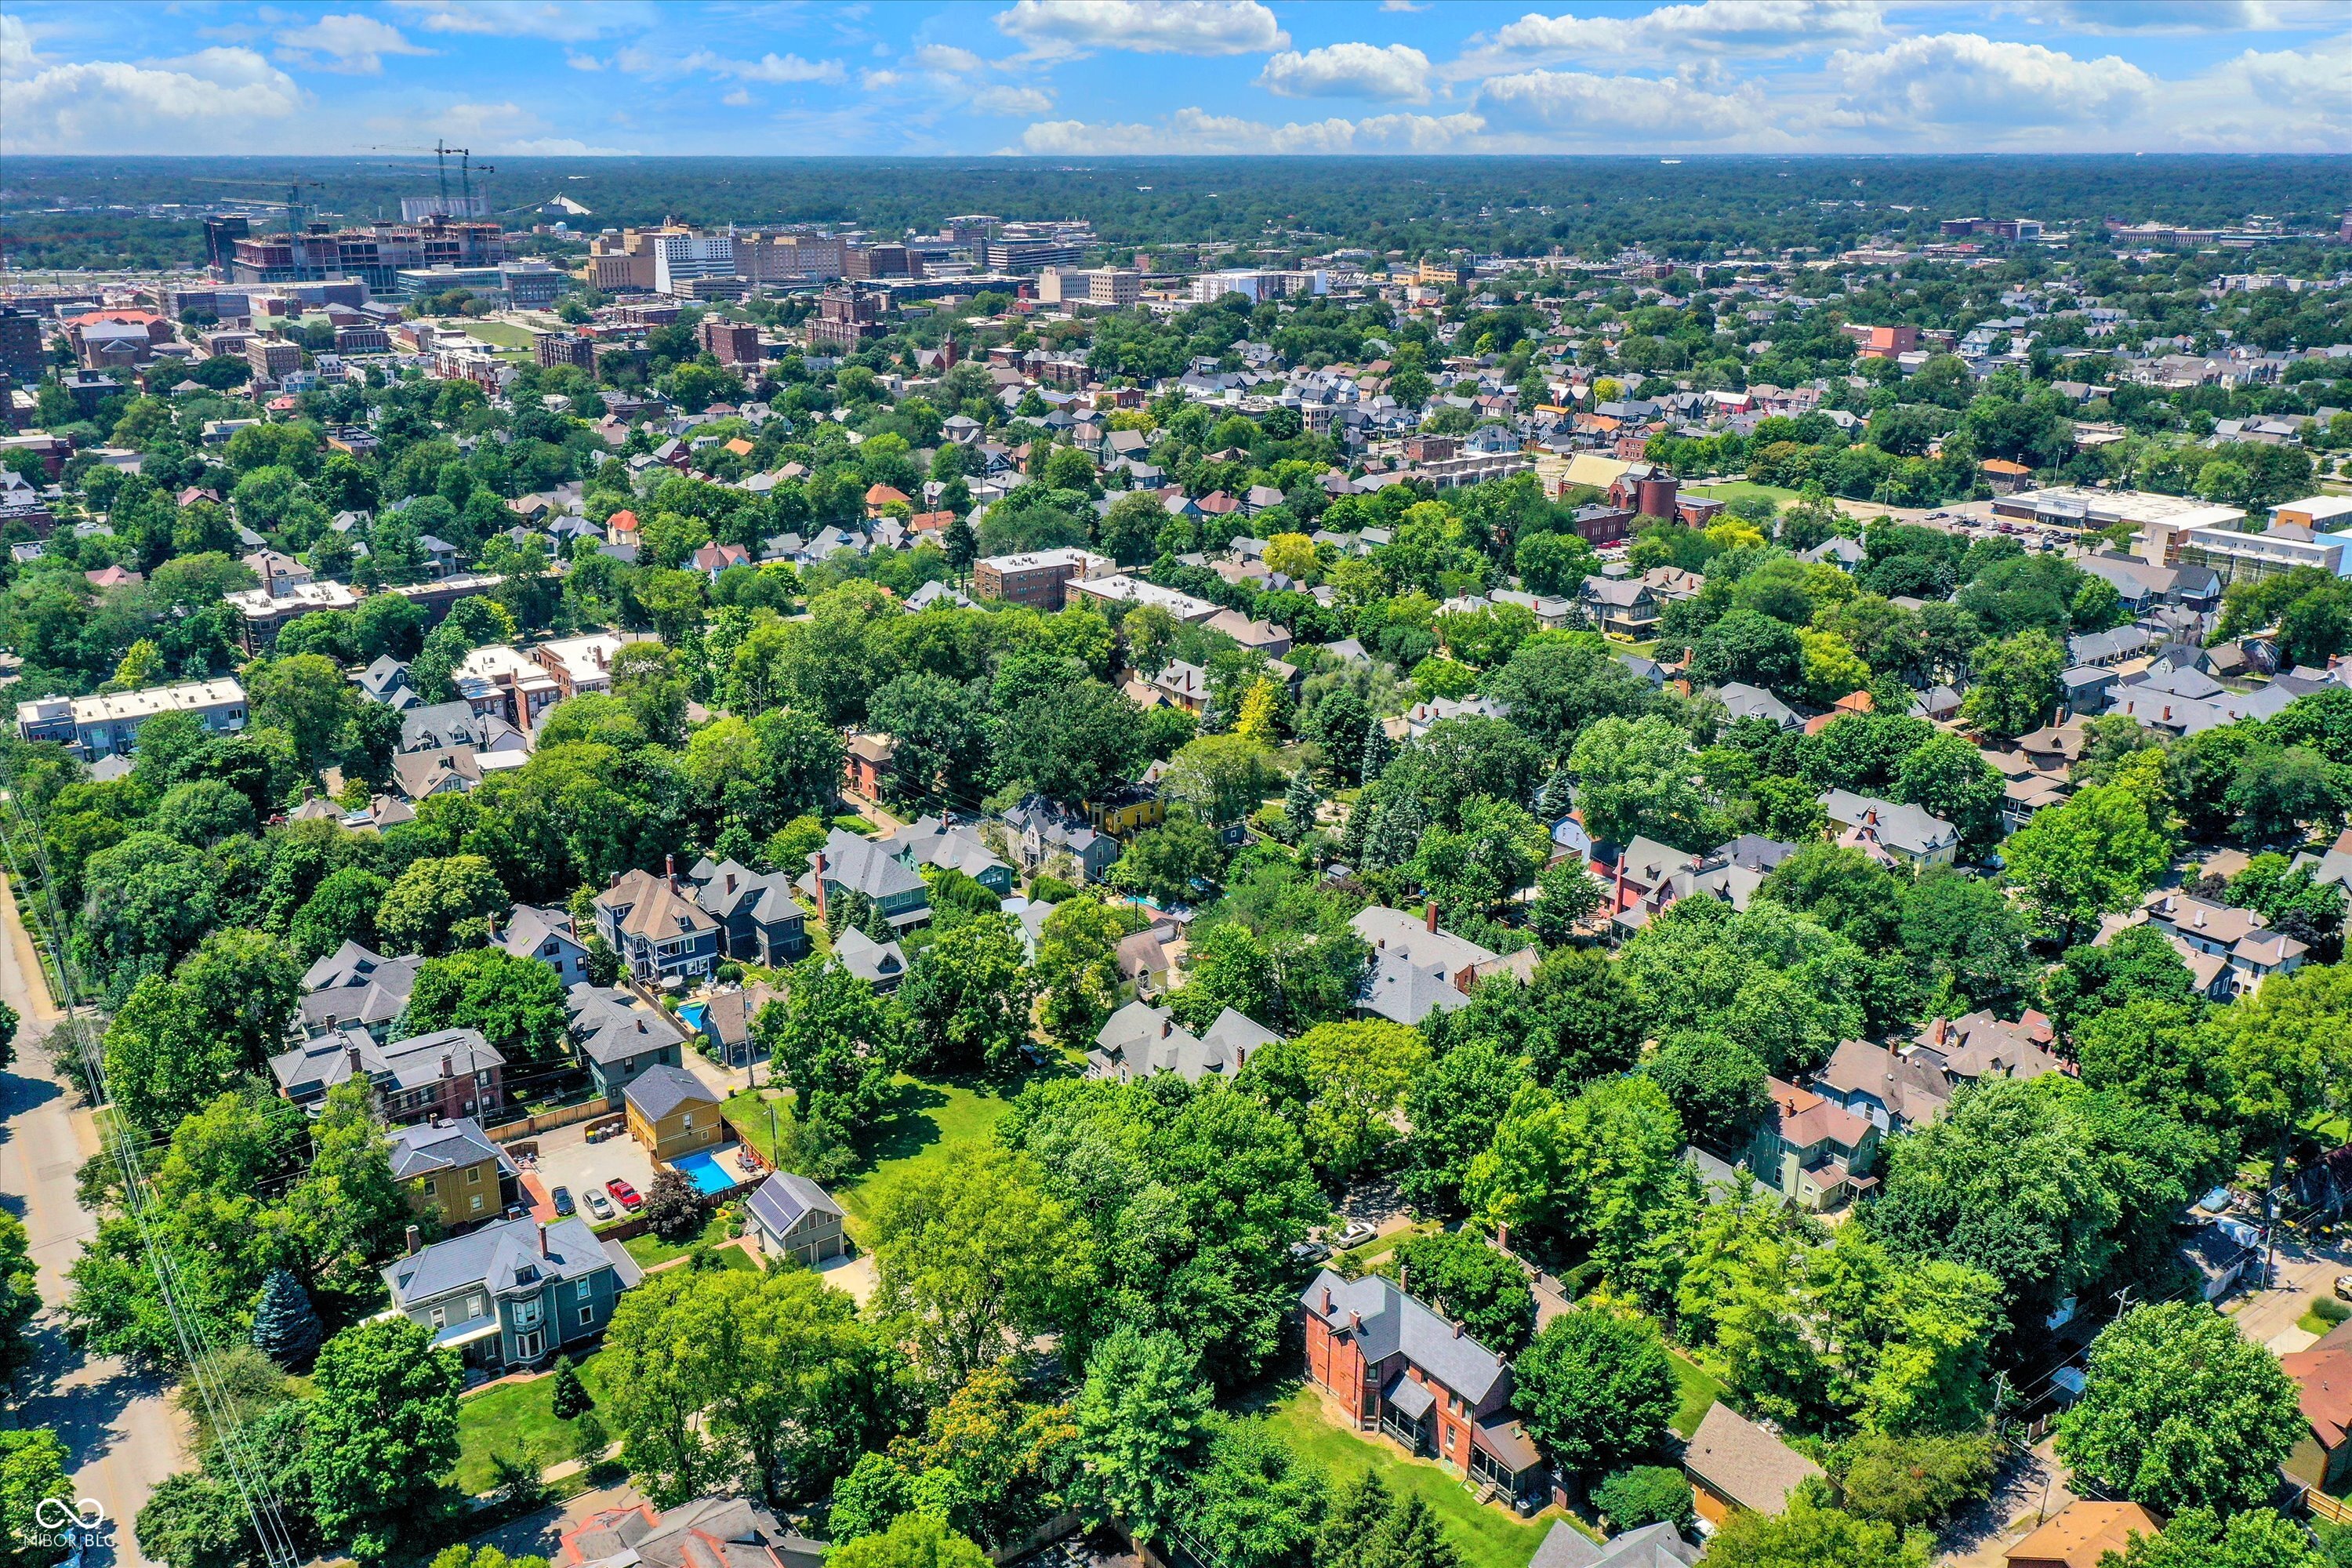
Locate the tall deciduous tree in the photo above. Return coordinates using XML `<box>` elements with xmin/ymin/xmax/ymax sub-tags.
<box><xmin>899</xmin><ymin>914</ymin><xmax>1037</xmax><ymax>1076</ymax></box>
<box><xmin>303</xmin><ymin>1316</ymin><xmax>461</xmax><ymax>1565</ymax></box>
<box><xmin>2001</xmin><ymin>783</ymin><xmax>2171</xmax><ymax>944</ymax></box>
<box><xmin>1511</xmin><ymin>1310</ymin><xmax>1679</xmax><ymax>1479</ymax></box>
<box><xmin>2056</xmin><ymin>1301</ymin><xmax>2303</xmax><ymax>1518</ymax></box>
<box><xmin>1067</xmin><ymin>1326</ymin><xmax>1216</xmax><ymax>1546</ymax></box>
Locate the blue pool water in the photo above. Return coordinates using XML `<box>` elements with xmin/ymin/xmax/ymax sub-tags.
<box><xmin>678</xmin><ymin>1001</ymin><xmax>709</xmax><ymax>1033</ymax></box>
<box><xmin>671</xmin><ymin>1147</ymin><xmax>741</xmax><ymax>1195</ymax></box>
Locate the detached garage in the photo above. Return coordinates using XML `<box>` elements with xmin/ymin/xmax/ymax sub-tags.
<box><xmin>746</xmin><ymin>1171</ymin><xmax>847</xmax><ymax>1267</ymax></box>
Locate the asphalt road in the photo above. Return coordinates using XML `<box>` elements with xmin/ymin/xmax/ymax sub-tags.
<box><xmin>0</xmin><ymin>874</ymin><xmax>179</xmax><ymax>1567</ymax></box>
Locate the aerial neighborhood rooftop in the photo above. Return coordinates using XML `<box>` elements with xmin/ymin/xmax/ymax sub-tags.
<box><xmin>10</xmin><ymin>114</ymin><xmax>2352</xmax><ymax>1568</ymax></box>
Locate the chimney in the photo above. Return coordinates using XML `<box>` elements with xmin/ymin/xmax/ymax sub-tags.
<box><xmin>1322</xmin><ymin>1284</ymin><xmax>1334</xmax><ymax>1314</ymax></box>
<box><xmin>811</xmin><ymin>851</ymin><xmax>829</xmax><ymax>919</ymax></box>
<box><xmin>405</xmin><ymin>1224</ymin><xmax>422</xmax><ymax>1256</ymax></box>
<box><xmin>1397</xmin><ymin>1263</ymin><xmax>1407</xmax><ymax>1294</ymax></box>
<box><xmin>725</xmin><ymin>873</ymin><xmax>736</xmax><ymax>895</ymax></box>
<box><xmin>1425</xmin><ymin>901</ymin><xmax>1439</xmax><ymax>934</ymax></box>
<box><xmin>1453</xmin><ymin>1319</ymin><xmax>1465</xmax><ymax>1339</ymax></box>
<box><xmin>347</xmin><ymin>1044</ymin><xmax>364</xmax><ymax>1074</ymax></box>
<box><xmin>1348</xmin><ymin>1310</ymin><xmax>1362</xmax><ymax>1333</ymax></box>
<box><xmin>539</xmin><ymin>1222</ymin><xmax>551</xmax><ymax>1258</ymax></box>
<box><xmin>442</xmin><ymin>1052</ymin><xmax>456</xmax><ymax>1080</ymax></box>
<box><xmin>1497</xmin><ymin>1221</ymin><xmax>1511</xmax><ymax>1253</ymax></box>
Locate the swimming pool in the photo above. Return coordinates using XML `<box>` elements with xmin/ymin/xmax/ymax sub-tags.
<box><xmin>678</xmin><ymin>1001</ymin><xmax>709</xmax><ymax>1033</ymax></box>
<box><xmin>671</xmin><ymin>1146</ymin><xmax>744</xmax><ymax>1196</ymax></box>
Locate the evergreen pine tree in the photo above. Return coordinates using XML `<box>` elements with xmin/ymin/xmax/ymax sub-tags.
<box><xmin>1363</xmin><ymin>791</ymin><xmax>1425</xmax><ymax>871</ymax></box>
<box><xmin>250</xmin><ymin>1267</ymin><xmax>323</xmax><ymax>1369</ymax></box>
<box><xmin>1536</xmin><ymin>764</ymin><xmax>1573</xmax><ymax>821</ymax></box>
<box><xmin>943</xmin><ymin>515</ymin><xmax>978</xmax><ymax>582</ymax></box>
<box><xmin>1284</xmin><ymin>767</ymin><xmax>1320</xmax><ymax>841</ymax></box>
<box><xmin>1372</xmin><ymin>1494</ymin><xmax>1461</xmax><ymax>1568</ymax></box>
<box><xmin>550</xmin><ymin>1354</ymin><xmax>592</xmax><ymax>1421</ymax></box>
<box><xmin>862</xmin><ymin>898</ymin><xmax>891</xmax><ymax>946</ymax></box>
<box><xmin>1361</xmin><ymin>716</ymin><xmax>1393</xmax><ymax>781</ymax></box>
<box><xmin>1318</xmin><ymin>1469</ymin><xmax>1396</xmax><ymax>1568</ymax></box>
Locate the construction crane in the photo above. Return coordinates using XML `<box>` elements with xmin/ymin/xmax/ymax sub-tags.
<box><xmin>370</xmin><ymin>140</ymin><xmax>495</xmax><ymax>218</ymax></box>
<box><xmin>188</xmin><ymin>176</ymin><xmax>319</xmax><ymax>233</ymax></box>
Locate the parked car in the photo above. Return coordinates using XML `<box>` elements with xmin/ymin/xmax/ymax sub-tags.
<box><xmin>2333</xmin><ymin>1274</ymin><xmax>2352</xmax><ymax>1303</ymax></box>
<box><xmin>550</xmin><ymin>1185</ymin><xmax>575</xmax><ymax>1218</ymax></box>
<box><xmin>608</xmin><ymin>1178</ymin><xmax>643</xmax><ymax>1211</ymax></box>
<box><xmin>583</xmin><ymin>1188</ymin><xmax>614</xmax><ymax>1221</ymax></box>
<box><xmin>1330</xmin><ymin>1220</ymin><xmax>1378</xmax><ymax>1251</ymax></box>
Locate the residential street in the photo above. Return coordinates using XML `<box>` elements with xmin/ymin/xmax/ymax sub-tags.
<box><xmin>0</xmin><ymin>873</ymin><xmax>179</xmax><ymax>1566</ymax></box>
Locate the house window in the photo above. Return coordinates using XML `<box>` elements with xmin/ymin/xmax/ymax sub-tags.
<box><xmin>430</xmin><ymin>1306</ymin><xmax>446</xmax><ymax>1330</ymax></box>
<box><xmin>467</xmin><ymin>1294</ymin><xmax>485</xmax><ymax>1319</ymax></box>
<box><xmin>681</xmin><ymin>1112</ymin><xmax>693</xmax><ymax>1129</ymax></box>
<box><xmin>515</xmin><ymin>1299</ymin><xmax>543</xmax><ymax>1327</ymax></box>
<box><xmin>517</xmin><ymin>1329</ymin><xmax>543</xmax><ymax>1360</ymax></box>
<box><xmin>470</xmin><ymin>1193</ymin><xmax>484</xmax><ymax>1212</ymax></box>
<box><xmin>576</xmin><ymin>1279</ymin><xmax>593</xmax><ymax>1301</ymax></box>
<box><xmin>578</xmin><ymin>1305</ymin><xmax>593</xmax><ymax>1327</ymax></box>
<box><xmin>424</xmin><ymin>1178</ymin><xmax>438</xmax><ymax>1197</ymax></box>
<box><xmin>467</xmin><ymin>1167</ymin><xmax>481</xmax><ymax>1185</ymax></box>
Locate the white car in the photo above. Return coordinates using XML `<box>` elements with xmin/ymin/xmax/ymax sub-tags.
<box><xmin>583</xmin><ymin>1188</ymin><xmax>615</xmax><ymax>1221</ymax></box>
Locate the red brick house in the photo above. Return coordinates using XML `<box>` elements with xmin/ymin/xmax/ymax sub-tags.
<box><xmin>1301</xmin><ymin>1269</ymin><xmax>1549</xmax><ymax>1507</ymax></box>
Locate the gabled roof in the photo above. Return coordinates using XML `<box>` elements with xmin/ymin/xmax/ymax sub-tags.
<box><xmin>745</xmin><ymin>1171</ymin><xmax>843</xmax><ymax>1236</ymax></box>
<box><xmin>625</xmin><ymin>1062</ymin><xmax>718</xmax><ymax>1121</ymax></box>
<box><xmin>386</xmin><ymin>1116</ymin><xmax>509</xmax><ymax>1181</ymax></box>
<box><xmin>1683</xmin><ymin>1402</ymin><xmax>1824</xmax><ymax>1515</ymax></box>
<box><xmin>1300</xmin><ymin>1269</ymin><xmax>1508</xmax><ymax>1405</ymax></box>
<box><xmin>567</xmin><ymin>982</ymin><xmax>678</xmax><ymax>1067</ymax></box>
<box><xmin>601</xmin><ymin>867</ymin><xmax>720</xmax><ymax>944</ymax></box>
<box><xmin>1813</xmin><ymin>1040</ymin><xmax>1952</xmax><ymax>1127</ymax></box>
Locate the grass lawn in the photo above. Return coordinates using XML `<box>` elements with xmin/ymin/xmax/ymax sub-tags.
<box><xmin>1259</xmin><ymin>1386</ymin><xmax>1574</xmax><ymax>1568</ymax></box>
<box><xmin>1666</xmin><ymin>1349</ymin><xmax>1726</xmax><ymax>1439</ymax></box>
<box><xmin>620</xmin><ymin>1210</ymin><xmax>739</xmax><ymax>1269</ymax></box>
<box><xmin>464</xmin><ymin>321</ymin><xmax>536</xmax><ymax>350</ymax></box>
<box><xmin>454</xmin><ymin>1351</ymin><xmax>612</xmax><ymax>1494</ymax></box>
<box><xmin>1681</xmin><ymin>481</ymin><xmax>1802</xmax><ymax>510</ymax></box>
<box><xmin>723</xmin><ymin>1064</ymin><xmax>1062</xmax><ymax>1245</ymax></box>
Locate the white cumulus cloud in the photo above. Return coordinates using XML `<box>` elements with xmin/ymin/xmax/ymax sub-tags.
<box><xmin>2041</xmin><ymin>1</ymin><xmax>2340</xmax><ymax>31</ymax></box>
<box><xmin>973</xmin><ymin>84</ymin><xmax>1054</xmax><ymax>114</ymax></box>
<box><xmin>2</xmin><ymin>45</ymin><xmax>305</xmax><ymax>154</ymax></box>
<box><xmin>1474</xmin><ymin>67</ymin><xmax>1769</xmax><ymax>140</ymax></box>
<box><xmin>911</xmin><ymin>43</ymin><xmax>986</xmax><ymax>73</ymax></box>
<box><xmin>275</xmin><ymin>13</ymin><xmax>430</xmax><ymax>73</ymax></box>
<box><xmin>1259</xmin><ymin>42</ymin><xmax>1431</xmax><ymax>103</ymax></box>
<box><xmin>1831</xmin><ymin>33</ymin><xmax>2154</xmax><ymax>135</ymax></box>
<box><xmin>995</xmin><ymin>0</ymin><xmax>1286</xmax><ymax>60</ymax></box>
<box><xmin>1456</xmin><ymin>0</ymin><xmax>1882</xmax><ymax>75</ymax></box>
<box><xmin>677</xmin><ymin>49</ymin><xmax>848</xmax><ymax>84</ymax></box>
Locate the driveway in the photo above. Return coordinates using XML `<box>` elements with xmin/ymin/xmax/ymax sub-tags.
<box><xmin>2230</xmin><ymin>1232</ymin><xmax>2348</xmax><ymax>1348</ymax></box>
<box><xmin>525</xmin><ymin>1119</ymin><xmax>660</xmax><ymax>1224</ymax></box>
<box><xmin>0</xmin><ymin>875</ymin><xmax>180</xmax><ymax>1566</ymax></box>
<box><xmin>1937</xmin><ymin>1439</ymin><xmax>2075</xmax><ymax>1567</ymax></box>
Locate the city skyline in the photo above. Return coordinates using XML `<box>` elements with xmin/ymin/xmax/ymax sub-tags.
<box><xmin>2</xmin><ymin>0</ymin><xmax>2347</xmax><ymax>161</ymax></box>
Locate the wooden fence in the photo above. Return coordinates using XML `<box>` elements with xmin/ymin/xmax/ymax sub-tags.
<box><xmin>486</xmin><ymin>1098</ymin><xmax>614</xmax><ymax>1142</ymax></box>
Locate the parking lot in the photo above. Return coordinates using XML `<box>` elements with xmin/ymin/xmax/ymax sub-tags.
<box><xmin>520</xmin><ymin>1117</ymin><xmax>660</xmax><ymax>1224</ymax></box>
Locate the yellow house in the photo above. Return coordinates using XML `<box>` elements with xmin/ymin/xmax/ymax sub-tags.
<box><xmin>1087</xmin><ymin>782</ymin><xmax>1164</xmax><ymax>840</ymax></box>
<box><xmin>387</xmin><ymin>1116</ymin><xmax>517</xmax><ymax>1230</ymax></box>
<box><xmin>624</xmin><ymin>1063</ymin><xmax>724</xmax><ymax>1163</ymax></box>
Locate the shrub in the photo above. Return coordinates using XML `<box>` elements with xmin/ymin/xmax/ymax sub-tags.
<box><xmin>2318</xmin><ymin>1298</ymin><xmax>2352</xmax><ymax>1326</ymax></box>
<box><xmin>1030</xmin><ymin>874</ymin><xmax>1082</xmax><ymax>905</ymax></box>
<box><xmin>1593</xmin><ymin>1465</ymin><xmax>1695</xmax><ymax>1532</ymax></box>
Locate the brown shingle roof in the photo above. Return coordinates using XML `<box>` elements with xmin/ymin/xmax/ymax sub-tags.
<box><xmin>2283</xmin><ymin>1319</ymin><xmax>2352</xmax><ymax>1450</ymax></box>
<box><xmin>1683</xmin><ymin>1403</ymin><xmax>1823</xmax><ymax>1515</ymax></box>
<box><xmin>2003</xmin><ymin>1501</ymin><xmax>2164</xmax><ymax>1567</ymax></box>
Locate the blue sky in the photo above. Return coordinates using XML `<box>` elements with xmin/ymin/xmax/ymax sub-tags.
<box><xmin>3</xmin><ymin>1</ymin><xmax>2347</xmax><ymax>158</ymax></box>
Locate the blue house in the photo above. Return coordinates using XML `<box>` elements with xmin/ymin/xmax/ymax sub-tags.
<box><xmin>797</xmin><ymin>829</ymin><xmax>931</xmax><ymax>931</ymax></box>
<box><xmin>594</xmin><ymin>863</ymin><xmax>720</xmax><ymax>984</ymax></box>
<box><xmin>380</xmin><ymin>1214</ymin><xmax>641</xmax><ymax>1377</ymax></box>
<box><xmin>568</xmin><ymin>982</ymin><xmax>685</xmax><ymax>1108</ymax></box>
<box><xmin>683</xmin><ymin>857</ymin><xmax>810</xmax><ymax>965</ymax></box>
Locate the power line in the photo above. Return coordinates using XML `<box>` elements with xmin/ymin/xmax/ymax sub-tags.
<box><xmin>0</xmin><ymin>803</ymin><xmax>303</xmax><ymax>1568</ymax></box>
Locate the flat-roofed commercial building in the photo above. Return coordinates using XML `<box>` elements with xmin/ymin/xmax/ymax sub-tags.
<box><xmin>2140</xmin><ymin>496</ymin><xmax>2352</xmax><ymax>587</ymax></box>
<box><xmin>16</xmin><ymin>677</ymin><xmax>248</xmax><ymax>759</ymax></box>
<box><xmin>1993</xmin><ymin>485</ymin><xmax>2244</xmax><ymax>542</ymax></box>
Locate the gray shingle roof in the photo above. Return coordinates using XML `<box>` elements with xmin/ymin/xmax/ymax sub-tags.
<box><xmin>624</xmin><ymin>1062</ymin><xmax>717</xmax><ymax>1121</ymax></box>
<box><xmin>1301</xmin><ymin>1268</ymin><xmax>1508</xmax><ymax>1404</ymax></box>
<box><xmin>566</xmin><ymin>982</ymin><xmax>677</xmax><ymax>1067</ymax></box>
<box><xmin>386</xmin><ymin>1116</ymin><xmax>508</xmax><ymax>1181</ymax></box>
<box><xmin>383</xmin><ymin>1214</ymin><xmax>620</xmax><ymax>1305</ymax></box>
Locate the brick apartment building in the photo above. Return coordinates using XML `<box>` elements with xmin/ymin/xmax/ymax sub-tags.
<box><xmin>807</xmin><ymin>285</ymin><xmax>887</xmax><ymax>354</ymax></box>
<box><xmin>972</xmin><ymin>548</ymin><xmax>1112</xmax><ymax>611</ymax></box>
<box><xmin>534</xmin><ymin>331</ymin><xmax>596</xmax><ymax>370</ymax></box>
<box><xmin>698</xmin><ymin>318</ymin><xmax>763</xmax><ymax>366</ymax></box>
